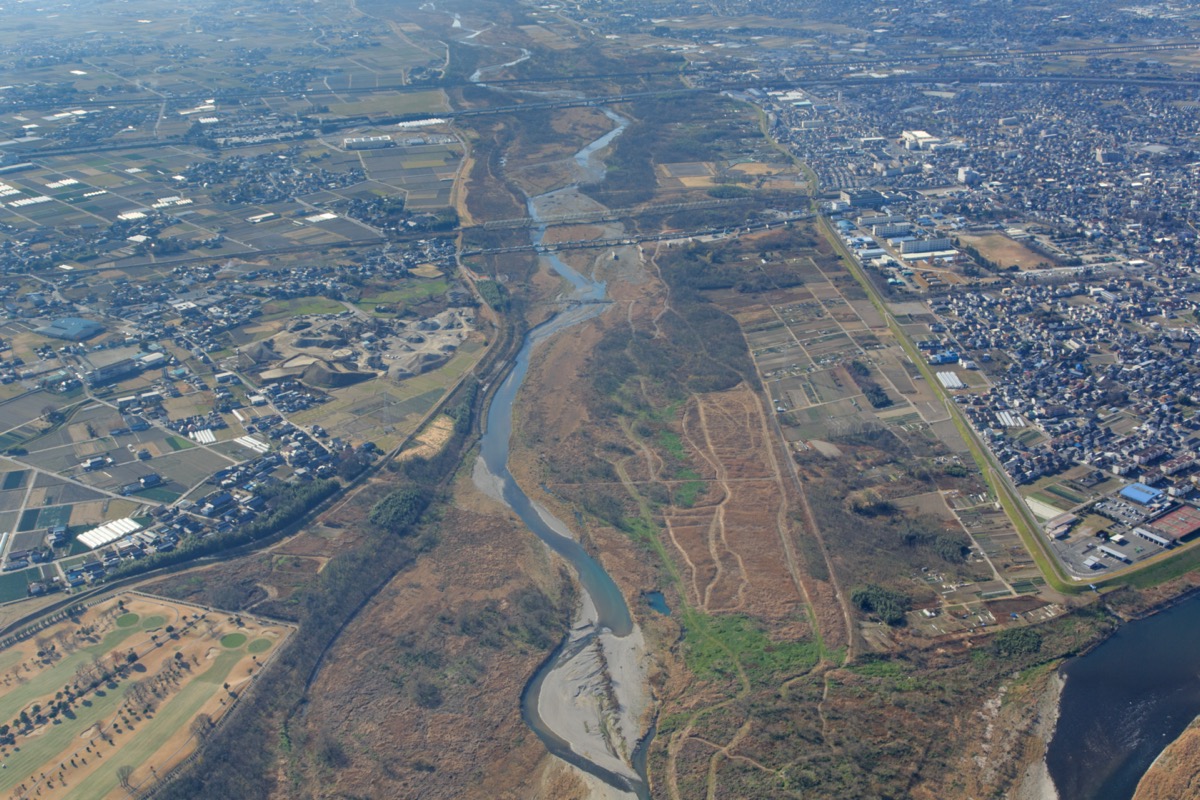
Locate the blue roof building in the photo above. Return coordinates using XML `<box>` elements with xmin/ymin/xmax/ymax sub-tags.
<box><xmin>1120</xmin><ymin>483</ymin><xmax>1163</xmax><ymax>506</ymax></box>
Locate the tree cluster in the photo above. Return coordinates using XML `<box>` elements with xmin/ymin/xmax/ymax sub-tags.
<box><xmin>845</xmin><ymin>360</ymin><xmax>892</xmax><ymax>409</ymax></box>
<box><xmin>368</xmin><ymin>486</ymin><xmax>430</xmax><ymax>534</ymax></box>
<box><xmin>851</xmin><ymin>584</ymin><xmax>911</xmax><ymax>626</ymax></box>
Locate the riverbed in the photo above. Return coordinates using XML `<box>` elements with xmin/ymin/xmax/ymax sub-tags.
<box><xmin>463</xmin><ymin>29</ymin><xmax>651</xmax><ymax>798</ymax></box>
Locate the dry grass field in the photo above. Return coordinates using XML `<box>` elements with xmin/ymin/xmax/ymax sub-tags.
<box><xmin>958</xmin><ymin>233</ymin><xmax>1052</xmax><ymax>270</ymax></box>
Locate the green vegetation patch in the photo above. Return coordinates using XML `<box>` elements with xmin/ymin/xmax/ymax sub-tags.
<box><xmin>1029</xmin><ymin>491</ymin><xmax>1073</xmax><ymax>511</ymax></box>
<box><xmin>674</xmin><ymin>480</ymin><xmax>705</xmax><ymax>508</ymax></box>
<box><xmin>0</xmin><ymin>569</ymin><xmax>34</xmax><ymax>603</ymax></box>
<box><xmin>220</xmin><ymin>633</ymin><xmax>247</xmax><ymax>648</ymax></box>
<box><xmin>260</xmin><ymin>296</ymin><xmax>346</xmax><ymax>321</ymax></box>
<box><xmin>683</xmin><ymin>613</ymin><xmax>819</xmax><ymax>686</ymax></box>
<box><xmin>657</xmin><ymin>430</ymin><xmax>686</xmax><ymax>461</ymax></box>
<box><xmin>475</xmin><ymin>280</ymin><xmax>507</xmax><ymax>310</ymax></box>
<box><xmin>851</xmin><ymin>584</ymin><xmax>911</xmax><ymax>626</ymax></box>
<box><xmin>139</xmin><ymin>486</ymin><xmax>182</xmax><ymax>503</ymax></box>
<box><xmin>355</xmin><ymin>280</ymin><xmax>449</xmax><ymax>313</ymax></box>
<box><xmin>369</xmin><ymin>485</ymin><xmax>430</xmax><ymax>534</ymax></box>
<box><xmin>1125</xmin><ymin>543</ymin><xmax>1200</xmax><ymax>589</ymax></box>
<box><xmin>37</xmin><ymin>505</ymin><xmax>71</xmax><ymax>529</ymax></box>
<box><xmin>16</xmin><ymin>509</ymin><xmax>40</xmax><ymax>532</ymax></box>
<box><xmin>0</xmin><ymin>432</ymin><xmax>24</xmax><ymax>451</ymax></box>
<box><xmin>166</xmin><ymin>436</ymin><xmax>193</xmax><ymax>451</ymax></box>
<box><xmin>1</xmin><ymin>470</ymin><xmax>27</xmax><ymax>491</ymax></box>
<box><xmin>115</xmin><ymin>613</ymin><xmax>140</xmax><ymax>628</ymax></box>
<box><xmin>848</xmin><ymin>657</ymin><xmax>912</xmax><ymax>679</ymax></box>
<box><xmin>992</xmin><ymin>627</ymin><xmax>1043</xmax><ymax>658</ymax></box>
<box><xmin>247</xmin><ymin>638</ymin><xmax>273</xmax><ymax>654</ymax></box>
<box><xmin>1045</xmin><ymin>484</ymin><xmax>1086</xmax><ymax>505</ymax></box>
<box><xmin>140</xmin><ymin>615</ymin><xmax>166</xmax><ymax>630</ymax></box>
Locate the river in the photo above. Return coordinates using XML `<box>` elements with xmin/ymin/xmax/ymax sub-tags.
<box><xmin>1047</xmin><ymin>591</ymin><xmax>1200</xmax><ymax>800</ymax></box>
<box><xmin>461</xmin><ymin>25</ymin><xmax>651</xmax><ymax>798</ymax></box>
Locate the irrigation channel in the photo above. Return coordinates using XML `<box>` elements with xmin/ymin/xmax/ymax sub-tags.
<box><xmin>463</xmin><ymin>22</ymin><xmax>653</xmax><ymax>800</ymax></box>
<box><xmin>1047</xmin><ymin>591</ymin><xmax>1200</xmax><ymax>800</ymax></box>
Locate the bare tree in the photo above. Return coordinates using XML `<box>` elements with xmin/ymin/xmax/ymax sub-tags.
<box><xmin>189</xmin><ymin>713</ymin><xmax>213</xmax><ymax>741</ymax></box>
<box><xmin>74</xmin><ymin>662</ymin><xmax>93</xmax><ymax>690</ymax></box>
<box><xmin>116</xmin><ymin>765</ymin><xmax>133</xmax><ymax>791</ymax></box>
<box><xmin>126</xmin><ymin>681</ymin><xmax>148</xmax><ymax>709</ymax></box>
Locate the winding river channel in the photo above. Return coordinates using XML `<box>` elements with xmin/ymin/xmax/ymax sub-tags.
<box><xmin>462</xmin><ymin>26</ymin><xmax>651</xmax><ymax>798</ymax></box>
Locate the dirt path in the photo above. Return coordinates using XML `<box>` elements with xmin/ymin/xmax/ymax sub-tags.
<box><xmin>737</xmin><ymin>299</ymin><xmax>856</xmax><ymax>660</ymax></box>
<box><xmin>691</xmin><ymin>397</ymin><xmax>748</xmax><ymax>612</ymax></box>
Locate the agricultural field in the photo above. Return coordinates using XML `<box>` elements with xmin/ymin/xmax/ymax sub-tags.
<box><xmin>0</xmin><ymin>0</ymin><xmax>463</xmax><ymax>280</ymax></box>
<box><xmin>0</xmin><ymin>394</ymin><xmax>234</xmax><ymax>542</ymax></box>
<box><xmin>0</xmin><ymin>593</ymin><xmax>290</xmax><ymax>800</ymax></box>
<box><xmin>691</xmin><ymin>224</ymin><xmax>1051</xmax><ymax>620</ymax></box>
<box><xmin>0</xmin><ymin>133</ymin><xmax>462</xmax><ymax>271</ymax></box>
<box><xmin>0</xmin><ymin>0</ymin><xmax>445</xmax><ymax>132</ymax></box>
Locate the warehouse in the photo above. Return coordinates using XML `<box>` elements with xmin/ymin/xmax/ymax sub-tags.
<box><xmin>35</xmin><ymin>317</ymin><xmax>103</xmax><ymax>341</ymax></box>
<box><xmin>1098</xmin><ymin>544</ymin><xmax>1131</xmax><ymax>563</ymax></box>
<box><xmin>1133</xmin><ymin>527</ymin><xmax>1172</xmax><ymax>548</ymax></box>
<box><xmin>1119</xmin><ymin>483</ymin><xmax>1163</xmax><ymax>506</ymax></box>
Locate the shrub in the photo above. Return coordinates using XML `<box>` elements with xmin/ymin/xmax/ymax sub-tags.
<box><xmin>992</xmin><ymin>627</ymin><xmax>1043</xmax><ymax>658</ymax></box>
<box><xmin>369</xmin><ymin>486</ymin><xmax>429</xmax><ymax>534</ymax></box>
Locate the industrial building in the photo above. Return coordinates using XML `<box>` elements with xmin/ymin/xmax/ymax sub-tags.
<box><xmin>35</xmin><ymin>317</ymin><xmax>103</xmax><ymax>341</ymax></box>
<box><xmin>84</xmin><ymin>357</ymin><xmax>141</xmax><ymax>387</ymax></box>
<box><xmin>1098</xmin><ymin>544</ymin><xmax>1131</xmax><ymax>563</ymax></box>
<box><xmin>839</xmin><ymin>188</ymin><xmax>885</xmax><ymax>208</ymax></box>
<box><xmin>873</xmin><ymin>222</ymin><xmax>912</xmax><ymax>237</ymax></box>
<box><xmin>1119</xmin><ymin>482</ymin><xmax>1164</xmax><ymax>506</ymax></box>
<box><xmin>344</xmin><ymin>135</ymin><xmax>394</xmax><ymax>150</ymax></box>
<box><xmin>900</xmin><ymin>237</ymin><xmax>955</xmax><ymax>255</ymax></box>
<box><xmin>1045</xmin><ymin>513</ymin><xmax>1078</xmax><ymax>540</ymax></box>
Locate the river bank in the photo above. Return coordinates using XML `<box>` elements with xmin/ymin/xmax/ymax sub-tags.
<box><xmin>533</xmin><ymin>592</ymin><xmax>650</xmax><ymax>785</ymax></box>
<box><xmin>1013</xmin><ymin>670</ymin><xmax>1064</xmax><ymax>800</ymax></box>
<box><xmin>1132</xmin><ymin>713</ymin><xmax>1200</xmax><ymax>800</ymax></box>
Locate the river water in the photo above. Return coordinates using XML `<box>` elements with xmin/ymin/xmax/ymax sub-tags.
<box><xmin>1047</xmin><ymin>592</ymin><xmax>1200</xmax><ymax>800</ymax></box>
<box><xmin>462</xmin><ymin>36</ymin><xmax>650</xmax><ymax>795</ymax></box>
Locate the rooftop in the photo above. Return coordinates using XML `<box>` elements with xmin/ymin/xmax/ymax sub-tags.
<box><xmin>36</xmin><ymin>317</ymin><xmax>103</xmax><ymax>341</ymax></box>
<box><xmin>1119</xmin><ymin>483</ymin><xmax>1163</xmax><ymax>505</ymax></box>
